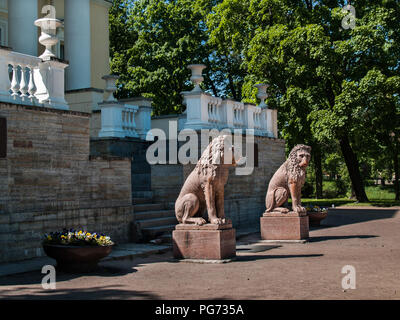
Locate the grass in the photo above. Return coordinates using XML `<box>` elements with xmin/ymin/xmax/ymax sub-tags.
<box><xmin>293</xmin><ymin>184</ymin><xmax>400</xmax><ymax>208</ymax></box>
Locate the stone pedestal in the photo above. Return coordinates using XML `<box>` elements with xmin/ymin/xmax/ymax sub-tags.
<box><xmin>172</xmin><ymin>221</ymin><xmax>236</xmax><ymax>261</ymax></box>
<box><xmin>260</xmin><ymin>211</ymin><xmax>309</xmax><ymax>240</ymax></box>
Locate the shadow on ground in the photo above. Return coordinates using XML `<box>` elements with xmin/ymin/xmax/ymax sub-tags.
<box><xmin>0</xmin><ymin>264</ymin><xmax>137</xmax><ymax>287</ymax></box>
<box><xmin>308</xmin><ymin>235</ymin><xmax>378</xmax><ymax>242</ymax></box>
<box><xmin>319</xmin><ymin>207</ymin><xmax>399</xmax><ymax>228</ymax></box>
<box><xmin>235</xmin><ymin>254</ymin><xmax>323</xmax><ymax>262</ymax></box>
<box><xmin>236</xmin><ymin>244</ymin><xmax>281</xmax><ymax>253</ymax></box>
<box><xmin>0</xmin><ymin>284</ymin><xmax>159</xmax><ymax>300</ymax></box>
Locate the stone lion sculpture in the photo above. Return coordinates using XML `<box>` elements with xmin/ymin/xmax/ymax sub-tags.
<box><xmin>265</xmin><ymin>144</ymin><xmax>311</xmax><ymax>214</ymax></box>
<box><xmin>175</xmin><ymin>135</ymin><xmax>237</xmax><ymax>225</ymax></box>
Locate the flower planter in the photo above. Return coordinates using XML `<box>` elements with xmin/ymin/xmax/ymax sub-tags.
<box><xmin>307</xmin><ymin>210</ymin><xmax>328</xmax><ymax>227</ymax></box>
<box><xmin>43</xmin><ymin>244</ymin><xmax>113</xmax><ymax>273</ymax></box>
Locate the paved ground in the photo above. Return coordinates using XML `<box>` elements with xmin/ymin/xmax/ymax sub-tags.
<box><xmin>1</xmin><ymin>207</ymin><xmax>400</xmax><ymax>300</ymax></box>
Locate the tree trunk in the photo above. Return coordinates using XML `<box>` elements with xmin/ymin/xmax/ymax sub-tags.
<box><xmin>339</xmin><ymin>134</ymin><xmax>369</xmax><ymax>202</ymax></box>
<box><xmin>394</xmin><ymin>148</ymin><xmax>399</xmax><ymax>201</ymax></box>
<box><xmin>313</xmin><ymin>144</ymin><xmax>323</xmax><ymax>199</ymax></box>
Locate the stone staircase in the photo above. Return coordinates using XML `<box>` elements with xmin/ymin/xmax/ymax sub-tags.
<box><xmin>133</xmin><ymin>196</ymin><xmax>177</xmax><ymax>243</ymax></box>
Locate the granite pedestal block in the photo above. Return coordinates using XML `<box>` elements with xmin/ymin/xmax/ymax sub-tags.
<box><xmin>260</xmin><ymin>211</ymin><xmax>309</xmax><ymax>240</ymax></box>
<box><xmin>172</xmin><ymin>221</ymin><xmax>236</xmax><ymax>260</ymax></box>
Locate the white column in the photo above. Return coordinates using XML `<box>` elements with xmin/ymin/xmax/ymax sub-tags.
<box><xmin>8</xmin><ymin>0</ymin><xmax>38</xmax><ymax>56</ymax></box>
<box><xmin>64</xmin><ymin>0</ymin><xmax>91</xmax><ymax>90</ymax></box>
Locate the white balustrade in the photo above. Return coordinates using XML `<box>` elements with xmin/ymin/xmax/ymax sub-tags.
<box><xmin>0</xmin><ymin>49</ymin><xmax>41</xmax><ymax>104</ymax></box>
<box><xmin>207</xmin><ymin>96</ymin><xmax>222</xmax><ymax>124</ymax></box>
<box><xmin>98</xmin><ymin>101</ymin><xmax>125</xmax><ymax>138</ymax></box>
<box><xmin>99</xmin><ymin>102</ymin><xmax>153</xmax><ymax>139</ymax></box>
<box><xmin>98</xmin><ymin>78</ymin><xmax>152</xmax><ymax>140</ymax></box>
<box><xmin>122</xmin><ymin>104</ymin><xmax>139</xmax><ymax>138</ymax></box>
<box><xmin>181</xmin><ymin>64</ymin><xmax>278</xmax><ymax>137</ymax></box>
<box><xmin>0</xmin><ymin>14</ymin><xmax>69</xmax><ymax>110</ymax></box>
<box><xmin>232</xmin><ymin>101</ymin><xmax>246</xmax><ymax>129</ymax></box>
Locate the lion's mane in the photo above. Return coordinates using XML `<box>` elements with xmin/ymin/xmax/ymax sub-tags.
<box><xmin>195</xmin><ymin>135</ymin><xmax>227</xmax><ymax>178</ymax></box>
<box><xmin>285</xmin><ymin>144</ymin><xmax>312</xmax><ymax>183</ymax></box>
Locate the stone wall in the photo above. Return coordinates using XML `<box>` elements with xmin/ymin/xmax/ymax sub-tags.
<box><xmin>90</xmin><ymin>137</ymin><xmax>152</xmax><ymax>194</ymax></box>
<box><xmin>0</xmin><ymin>102</ymin><xmax>134</xmax><ymax>263</ymax></box>
<box><xmin>151</xmin><ymin>134</ymin><xmax>286</xmax><ymax>228</ymax></box>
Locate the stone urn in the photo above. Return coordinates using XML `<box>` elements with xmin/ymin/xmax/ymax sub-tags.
<box><xmin>102</xmin><ymin>74</ymin><xmax>120</xmax><ymax>101</ymax></box>
<box><xmin>254</xmin><ymin>83</ymin><xmax>269</xmax><ymax>109</ymax></box>
<box><xmin>34</xmin><ymin>17</ymin><xmax>63</xmax><ymax>60</ymax></box>
<box><xmin>187</xmin><ymin>64</ymin><xmax>206</xmax><ymax>92</ymax></box>
<box><xmin>307</xmin><ymin>210</ymin><xmax>328</xmax><ymax>227</ymax></box>
<box><xmin>43</xmin><ymin>244</ymin><xmax>113</xmax><ymax>273</ymax></box>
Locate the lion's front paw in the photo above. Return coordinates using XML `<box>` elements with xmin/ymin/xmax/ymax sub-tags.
<box><xmin>210</xmin><ymin>217</ymin><xmax>223</xmax><ymax>225</ymax></box>
<box><xmin>195</xmin><ymin>218</ymin><xmax>207</xmax><ymax>225</ymax></box>
<box><xmin>293</xmin><ymin>205</ymin><xmax>306</xmax><ymax>213</ymax></box>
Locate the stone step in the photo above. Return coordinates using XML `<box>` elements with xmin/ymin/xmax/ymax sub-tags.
<box><xmin>133</xmin><ymin>203</ymin><xmax>165</xmax><ymax>212</ymax></box>
<box><xmin>141</xmin><ymin>224</ymin><xmax>176</xmax><ymax>239</ymax></box>
<box><xmin>135</xmin><ymin>209</ymin><xmax>175</xmax><ymax>221</ymax></box>
<box><xmin>137</xmin><ymin>216</ymin><xmax>178</xmax><ymax>229</ymax></box>
<box><xmin>133</xmin><ymin>197</ymin><xmax>154</xmax><ymax>205</ymax></box>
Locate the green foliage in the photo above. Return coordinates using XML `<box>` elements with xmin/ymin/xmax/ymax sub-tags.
<box><xmin>110</xmin><ymin>0</ymin><xmax>215</xmax><ymax>115</ymax></box>
<box><xmin>109</xmin><ymin>0</ymin><xmax>400</xmax><ymax>200</ymax></box>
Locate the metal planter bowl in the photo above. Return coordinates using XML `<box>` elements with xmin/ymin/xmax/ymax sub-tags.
<box><xmin>43</xmin><ymin>244</ymin><xmax>113</xmax><ymax>273</ymax></box>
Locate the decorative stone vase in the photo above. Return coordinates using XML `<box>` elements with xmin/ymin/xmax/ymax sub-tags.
<box><xmin>187</xmin><ymin>64</ymin><xmax>206</xmax><ymax>92</ymax></box>
<box><xmin>254</xmin><ymin>83</ymin><xmax>269</xmax><ymax>109</ymax></box>
<box><xmin>43</xmin><ymin>244</ymin><xmax>113</xmax><ymax>273</ymax></box>
<box><xmin>307</xmin><ymin>210</ymin><xmax>328</xmax><ymax>227</ymax></box>
<box><xmin>102</xmin><ymin>74</ymin><xmax>120</xmax><ymax>102</ymax></box>
<box><xmin>34</xmin><ymin>18</ymin><xmax>62</xmax><ymax>60</ymax></box>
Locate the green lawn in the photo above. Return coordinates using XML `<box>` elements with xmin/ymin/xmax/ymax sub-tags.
<box><xmin>292</xmin><ymin>184</ymin><xmax>400</xmax><ymax>208</ymax></box>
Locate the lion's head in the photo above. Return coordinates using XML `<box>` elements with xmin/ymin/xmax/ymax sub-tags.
<box><xmin>286</xmin><ymin>144</ymin><xmax>312</xmax><ymax>183</ymax></box>
<box><xmin>196</xmin><ymin>135</ymin><xmax>236</xmax><ymax>177</ymax></box>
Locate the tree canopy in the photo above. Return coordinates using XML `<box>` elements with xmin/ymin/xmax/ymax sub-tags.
<box><xmin>109</xmin><ymin>0</ymin><xmax>400</xmax><ymax>201</ymax></box>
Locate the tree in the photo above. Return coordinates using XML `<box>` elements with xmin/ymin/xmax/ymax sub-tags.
<box><xmin>239</xmin><ymin>0</ymin><xmax>400</xmax><ymax>201</ymax></box>
<box><xmin>109</xmin><ymin>0</ymin><xmax>214</xmax><ymax>115</ymax></box>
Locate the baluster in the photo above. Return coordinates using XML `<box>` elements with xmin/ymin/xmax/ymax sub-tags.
<box><xmin>126</xmin><ymin>110</ymin><xmax>130</xmax><ymax>133</ymax></box>
<box><xmin>27</xmin><ymin>65</ymin><xmax>37</xmax><ymax>101</ymax></box>
<box><xmin>10</xmin><ymin>64</ymin><xmax>20</xmax><ymax>98</ymax></box>
<box><xmin>122</xmin><ymin>110</ymin><xmax>127</xmax><ymax>132</ymax></box>
<box><xmin>209</xmin><ymin>103</ymin><xmax>214</xmax><ymax>122</ymax></box>
<box><xmin>19</xmin><ymin>65</ymin><xmax>29</xmax><ymax>100</ymax></box>
<box><xmin>129</xmin><ymin>110</ymin><xmax>134</xmax><ymax>135</ymax></box>
<box><xmin>216</xmin><ymin>101</ymin><xmax>220</xmax><ymax>123</ymax></box>
<box><xmin>212</xmin><ymin>103</ymin><xmax>216</xmax><ymax>122</ymax></box>
<box><xmin>126</xmin><ymin>110</ymin><xmax>130</xmax><ymax>135</ymax></box>
<box><xmin>212</xmin><ymin>102</ymin><xmax>216</xmax><ymax>122</ymax></box>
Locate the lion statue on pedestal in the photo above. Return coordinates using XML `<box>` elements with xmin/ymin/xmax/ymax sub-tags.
<box><xmin>265</xmin><ymin>144</ymin><xmax>311</xmax><ymax>214</ymax></box>
<box><xmin>175</xmin><ymin>135</ymin><xmax>237</xmax><ymax>225</ymax></box>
